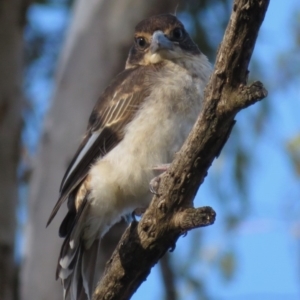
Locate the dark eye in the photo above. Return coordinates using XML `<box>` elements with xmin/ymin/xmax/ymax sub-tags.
<box><xmin>172</xmin><ymin>27</ymin><xmax>184</xmax><ymax>40</ymax></box>
<box><xmin>136</xmin><ymin>37</ymin><xmax>147</xmax><ymax>49</ymax></box>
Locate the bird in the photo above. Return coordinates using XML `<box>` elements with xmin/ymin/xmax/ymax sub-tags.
<box><xmin>47</xmin><ymin>13</ymin><xmax>212</xmax><ymax>300</ymax></box>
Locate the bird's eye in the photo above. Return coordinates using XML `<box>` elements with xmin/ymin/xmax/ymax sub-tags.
<box><xmin>136</xmin><ymin>37</ymin><xmax>147</xmax><ymax>49</ymax></box>
<box><xmin>172</xmin><ymin>28</ymin><xmax>184</xmax><ymax>40</ymax></box>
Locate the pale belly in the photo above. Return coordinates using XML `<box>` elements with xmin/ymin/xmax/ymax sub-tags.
<box><xmin>89</xmin><ymin>93</ymin><xmax>201</xmax><ymax>213</ymax></box>
<box><xmin>85</xmin><ymin>62</ymin><xmax>207</xmax><ymax>241</ymax></box>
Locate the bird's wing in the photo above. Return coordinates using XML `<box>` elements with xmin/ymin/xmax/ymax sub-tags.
<box><xmin>47</xmin><ymin>66</ymin><xmax>151</xmax><ymax>226</ymax></box>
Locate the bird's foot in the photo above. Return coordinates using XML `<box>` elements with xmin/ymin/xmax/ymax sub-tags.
<box><xmin>150</xmin><ymin>163</ymin><xmax>170</xmax><ymax>194</ymax></box>
<box><xmin>149</xmin><ymin>175</ymin><xmax>162</xmax><ymax>195</ymax></box>
<box><xmin>152</xmin><ymin>163</ymin><xmax>170</xmax><ymax>173</ymax></box>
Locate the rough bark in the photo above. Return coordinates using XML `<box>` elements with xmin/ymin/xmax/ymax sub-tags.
<box><xmin>93</xmin><ymin>1</ymin><xmax>269</xmax><ymax>299</ymax></box>
<box><xmin>21</xmin><ymin>1</ymin><xmax>175</xmax><ymax>299</ymax></box>
<box><xmin>0</xmin><ymin>1</ymin><xmax>30</xmax><ymax>299</ymax></box>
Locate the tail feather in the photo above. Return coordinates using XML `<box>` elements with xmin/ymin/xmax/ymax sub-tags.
<box><xmin>81</xmin><ymin>239</ymin><xmax>102</xmax><ymax>295</ymax></box>
<box><xmin>57</xmin><ymin>194</ymin><xmax>104</xmax><ymax>300</ymax></box>
<box><xmin>62</xmin><ymin>245</ymin><xmax>87</xmax><ymax>300</ymax></box>
<box><xmin>56</xmin><ymin>202</ymin><xmax>87</xmax><ymax>280</ymax></box>
<box><xmin>59</xmin><ymin>238</ymin><xmax>101</xmax><ymax>300</ymax></box>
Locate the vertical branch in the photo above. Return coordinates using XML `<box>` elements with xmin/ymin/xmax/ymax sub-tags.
<box><xmin>159</xmin><ymin>254</ymin><xmax>177</xmax><ymax>300</ymax></box>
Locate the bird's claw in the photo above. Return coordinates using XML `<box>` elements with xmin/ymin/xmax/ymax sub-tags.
<box><xmin>152</xmin><ymin>163</ymin><xmax>170</xmax><ymax>173</ymax></box>
<box><xmin>150</xmin><ymin>163</ymin><xmax>170</xmax><ymax>194</ymax></box>
<box><xmin>149</xmin><ymin>176</ymin><xmax>161</xmax><ymax>195</ymax></box>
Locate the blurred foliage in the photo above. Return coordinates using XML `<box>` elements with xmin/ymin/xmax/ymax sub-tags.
<box><xmin>23</xmin><ymin>0</ymin><xmax>71</xmax><ymax>154</ymax></box>
<box><xmin>287</xmin><ymin>135</ymin><xmax>300</xmax><ymax>177</ymax></box>
<box><xmin>25</xmin><ymin>0</ymin><xmax>71</xmax><ymax>81</ymax></box>
<box><xmin>273</xmin><ymin>8</ymin><xmax>300</xmax><ymax>193</ymax></box>
<box><xmin>34</xmin><ymin>0</ymin><xmax>74</xmax><ymax>6</ymax></box>
<box><xmin>219</xmin><ymin>251</ymin><xmax>236</xmax><ymax>282</ymax></box>
<box><xmin>179</xmin><ymin>0</ymin><xmax>231</xmax><ymax>61</ymax></box>
<box><xmin>273</xmin><ymin>9</ymin><xmax>300</xmax><ymax>91</ymax></box>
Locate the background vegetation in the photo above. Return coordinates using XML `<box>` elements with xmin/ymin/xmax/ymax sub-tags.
<box><xmin>0</xmin><ymin>0</ymin><xmax>299</xmax><ymax>299</ymax></box>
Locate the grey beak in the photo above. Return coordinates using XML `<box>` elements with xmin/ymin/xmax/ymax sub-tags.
<box><xmin>150</xmin><ymin>31</ymin><xmax>174</xmax><ymax>54</ymax></box>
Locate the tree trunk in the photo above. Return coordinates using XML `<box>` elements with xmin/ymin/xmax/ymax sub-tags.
<box><xmin>0</xmin><ymin>1</ymin><xmax>28</xmax><ymax>299</ymax></box>
<box><xmin>21</xmin><ymin>1</ymin><xmax>174</xmax><ymax>299</ymax></box>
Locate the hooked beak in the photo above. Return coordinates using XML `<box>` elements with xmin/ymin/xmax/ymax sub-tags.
<box><xmin>150</xmin><ymin>31</ymin><xmax>174</xmax><ymax>54</ymax></box>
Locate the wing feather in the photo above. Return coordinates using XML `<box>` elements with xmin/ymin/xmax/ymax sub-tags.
<box><xmin>47</xmin><ymin>66</ymin><xmax>152</xmax><ymax>226</ymax></box>
<box><xmin>62</xmin><ymin>131</ymin><xmax>101</xmax><ymax>188</ymax></box>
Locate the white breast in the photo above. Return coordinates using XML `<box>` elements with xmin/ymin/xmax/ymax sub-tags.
<box><xmin>87</xmin><ymin>54</ymin><xmax>212</xmax><ymax>238</ymax></box>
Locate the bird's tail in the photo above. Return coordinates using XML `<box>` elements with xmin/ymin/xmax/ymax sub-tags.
<box><xmin>57</xmin><ymin>199</ymin><xmax>102</xmax><ymax>300</ymax></box>
<box><xmin>58</xmin><ymin>238</ymin><xmax>101</xmax><ymax>300</ymax></box>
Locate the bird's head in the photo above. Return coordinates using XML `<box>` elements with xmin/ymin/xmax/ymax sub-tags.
<box><xmin>126</xmin><ymin>14</ymin><xmax>201</xmax><ymax>68</ymax></box>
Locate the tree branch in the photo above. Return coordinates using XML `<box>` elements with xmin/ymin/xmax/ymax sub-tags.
<box><xmin>93</xmin><ymin>1</ymin><xmax>270</xmax><ymax>299</ymax></box>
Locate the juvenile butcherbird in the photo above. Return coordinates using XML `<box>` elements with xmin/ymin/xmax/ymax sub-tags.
<box><xmin>47</xmin><ymin>13</ymin><xmax>212</xmax><ymax>300</ymax></box>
